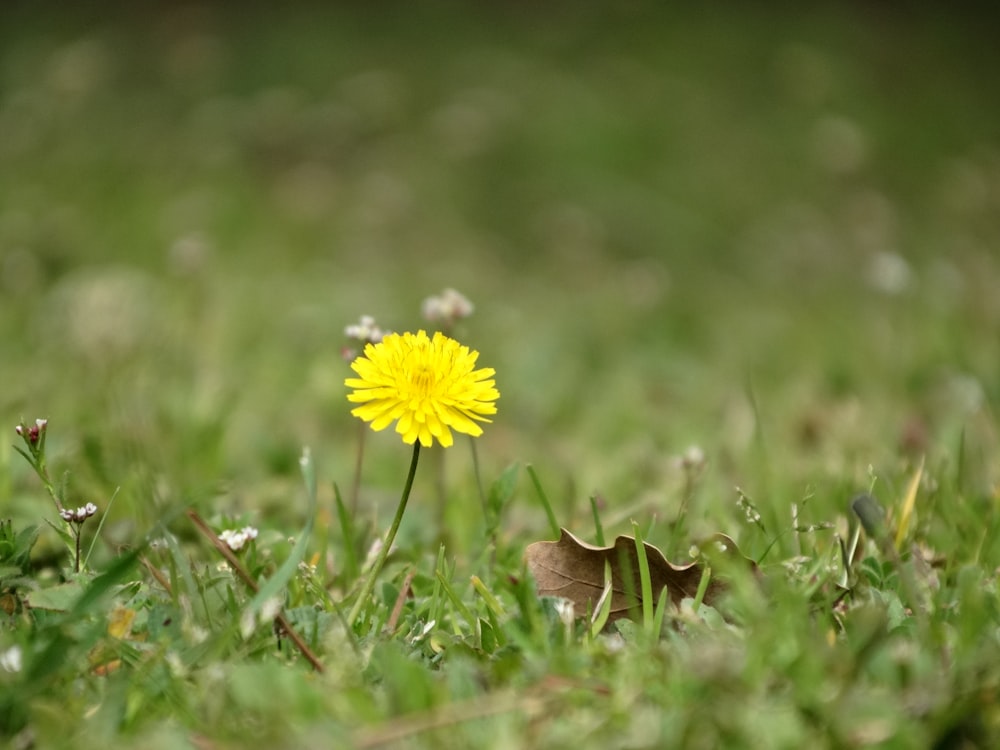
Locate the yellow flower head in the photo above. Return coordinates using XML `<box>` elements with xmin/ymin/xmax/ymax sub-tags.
<box><xmin>345</xmin><ymin>330</ymin><xmax>499</xmax><ymax>448</ymax></box>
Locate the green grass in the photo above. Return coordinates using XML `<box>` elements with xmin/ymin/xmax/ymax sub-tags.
<box><xmin>2</xmin><ymin>3</ymin><xmax>1000</xmax><ymax>748</ymax></box>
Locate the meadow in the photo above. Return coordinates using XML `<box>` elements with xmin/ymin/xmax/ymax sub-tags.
<box><xmin>2</xmin><ymin>4</ymin><xmax>999</xmax><ymax>748</ymax></box>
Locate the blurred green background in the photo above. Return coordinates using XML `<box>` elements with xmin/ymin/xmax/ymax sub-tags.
<box><xmin>2</xmin><ymin>3</ymin><xmax>998</xmax><ymax>550</ymax></box>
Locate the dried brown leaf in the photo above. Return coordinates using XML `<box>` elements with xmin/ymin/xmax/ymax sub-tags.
<box><xmin>525</xmin><ymin>528</ymin><xmax>746</xmax><ymax>622</ymax></box>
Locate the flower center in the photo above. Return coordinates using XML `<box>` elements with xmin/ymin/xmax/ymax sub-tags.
<box><xmin>411</xmin><ymin>364</ymin><xmax>437</xmax><ymax>396</ymax></box>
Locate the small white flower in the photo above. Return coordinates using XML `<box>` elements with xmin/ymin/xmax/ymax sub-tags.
<box><xmin>16</xmin><ymin>418</ymin><xmax>47</xmax><ymax>444</ymax></box>
<box><xmin>421</xmin><ymin>288</ymin><xmax>474</xmax><ymax>326</ymax></box>
<box><xmin>553</xmin><ymin>598</ymin><xmax>576</xmax><ymax>627</ymax></box>
<box><xmin>219</xmin><ymin>526</ymin><xmax>258</xmax><ymax>552</ymax></box>
<box><xmin>1</xmin><ymin>645</ymin><xmax>22</xmax><ymax>673</ymax></box>
<box><xmin>298</xmin><ymin>560</ymin><xmax>317</xmax><ymax>575</ymax></box>
<box><xmin>59</xmin><ymin>503</ymin><xmax>98</xmax><ymax>523</ymax></box>
<box><xmin>345</xmin><ymin>315</ymin><xmax>387</xmax><ymax>344</ymax></box>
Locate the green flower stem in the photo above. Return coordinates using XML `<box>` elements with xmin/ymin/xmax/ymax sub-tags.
<box><xmin>14</xmin><ymin>447</ymin><xmax>63</xmax><ymax>513</ymax></box>
<box><xmin>71</xmin><ymin>525</ymin><xmax>82</xmax><ymax>573</ymax></box>
<box><xmin>347</xmin><ymin>441</ymin><xmax>421</xmax><ymax>629</ymax></box>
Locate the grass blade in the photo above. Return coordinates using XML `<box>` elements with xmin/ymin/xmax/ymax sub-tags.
<box><xmin>333</xmin><ymin>482</ymin><xmax>359</xmax><ymax>581</ymax></box>
<box><xmin>894</xmin><ymin>457</ymin><xmax>924</xmax><ymax>551</ymax></box>
<box><xmin>691</xmin><ymin>565</ymin><xmax>712</xmax><ymax>611</ymax></box>
<box><xmin>527</xmin><ymin>464</ymin><xmax>560</xmax><ymax>539</ymax></box>
<box><xmin>651</xmin><ymin>586</ymin><xmax>670</xmax><ymax>640</ymax></box>
<box><xmin>589</xmin><ymin>560</ymin><xmax>614</xmax><ymax>638</ymax></box>
<box><xmin>470</xmin><ymin>574</ymin><xmax>505</xmax><ymax>618</ymax></box>
<box><xmin>631</xmin><ymin>521</ymin><xmax>654</xmax><ymax>631</ymax></box>
<box><xmin>589</xmin><ymin>494</ymin><xmax>606</xmax><ymax>547</ymax></box>
<box><xmin>435</xmin><ymin>569</ymin><xmax>476</xmax><ymax>632</ymax></box>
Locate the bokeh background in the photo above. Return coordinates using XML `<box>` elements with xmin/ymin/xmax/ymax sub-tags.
<box><xmin>3</xmin><ymin>3</ymin><xmax>999</xmax><ymax>553</ymax></box>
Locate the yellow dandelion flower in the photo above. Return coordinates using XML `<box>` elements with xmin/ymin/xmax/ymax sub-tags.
<box><xmin>345</xmin><ymin>330</ymin><xmax>499</xmax><ymax>448</ymax></box>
